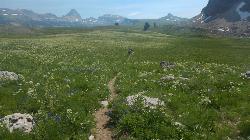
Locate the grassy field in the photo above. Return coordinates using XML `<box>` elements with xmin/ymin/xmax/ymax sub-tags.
<box><xmin>0</xmin><ymin>28</ymin><xmax>250</xmax><ymax>139</ymax></box>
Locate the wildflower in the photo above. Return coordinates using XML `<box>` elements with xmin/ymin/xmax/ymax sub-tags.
<box><xmin>28</xmin><ymin>81</ymin><xmax>33</xmax><ymax>85</ymax></box>
<box><xmin>64</xmin><ymin>78</ymin><xmax>71</xmax><ymax>83</ymax></box>
<box><xmin>200</xmin><ymin>96</ymin><xmax>212</xmax><ymax>105</ymax></box>
<box><xmin>173</xmin><ymin>122</ymin><xmax>185</xmax><ymax>129</ymax></box>
<box><xmin>67</xmin><ymin>109</ymin><xmax>72</xmax><ymax>114</ymax></box>
<box><xmin>35</xmin><ymin>83</ymin><xmax>40</xmax><ymax>87</ymax></box>
<box><xmin>0</xmin><ymin>122</ymin><xmax>3</xmax><ymax>128</ymax></box>
<box><xmin>66</xmin><ymin>84</ymin><xmax>70</xmax><ymax>88</ymax></box>
<box><xmin>18</xmin><ymin>74</ymin><xmax>25</xmax><ymax>81</ymax></box>
<box><xmin>27</xmin><ymin>88</ymin><xmax>34</xmax><ymax>96</ymax></box>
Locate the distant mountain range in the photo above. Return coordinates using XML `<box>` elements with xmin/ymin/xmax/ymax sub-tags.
<box><xmin>2</xmin><ymin>2</ymin><xmax>250</xmax><ymax>37</ymax></box>
<box><xmin>0</xmin><ymin>8</ymin><xmax>188</xmax><ymax>27</ymax></box>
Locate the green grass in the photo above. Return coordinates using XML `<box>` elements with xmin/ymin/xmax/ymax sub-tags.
<box><xmin>0</xmin><ymin>28</ymin><xmax>250</xmax><ymax>139</ymax></box>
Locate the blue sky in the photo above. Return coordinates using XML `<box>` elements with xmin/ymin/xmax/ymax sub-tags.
<box><xmin>2</xmin><ymin>0</ymin><xmax>209</xmax><ymax>19</ymax></box>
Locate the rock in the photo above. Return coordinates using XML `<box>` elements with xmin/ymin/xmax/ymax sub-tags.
<box><xmin>246</xmin><ymin>71</ymin><xmax>250</xmax><ymax>78</ymax></box>
<box><xmin>0</xmin><ymin>71</ymin><xmax>19</xmax><ymax>81</ymax></box>
<box><xmin>173</xmin><ymin>122</ymin><xmax>185</xmax><ymax>129</ymax></box>
<box><xmin>100</xmin><ymin>100</ymin><xmax>109</xmax><ymax>107</ymax></box>
<box><xmin>160</xmin><ymin>61</ymin><xmax>175</xmax><ymax>69</ymax></box>
<box><xmin>179</xmin><ymin>76</ymin><xmax>189</xmax><ymax>81</ymax></box>
<box><xmin>126</xmin><ymin>94</ymin><xmax>165</xmax><ymax>109</ymax></box>
<box><xmin>126</xmin><ymin>94</ymin><xmax>140</xmax><ymax>106</ymax></box>
<box><xmin>89</xmin><ymin>134</ymin><xmax>95</xmax><ymax>140</ymax></box>
<box><xmin>241</xmin><ymin>71</ymin><xmax>250</xmax><ymax>79</ymax></box>
<box><xmin>1</xmin><ymin>113</ymin><xmax>35</xmax><ymax>133</ymax></box>
<box><xmin>128</xmin><ymin>48</ymin><xmax>134</xmax><ymax>56</ymax></box>
<box><xmin>161</xmin><ymin>75</ymin><xmax>175</xmax><ymax>81</ymax></box>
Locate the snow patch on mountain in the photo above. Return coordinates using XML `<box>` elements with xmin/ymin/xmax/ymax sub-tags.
<box><xmin>236</xmin><ymin>2</ymin><xmax>250</xmax><ymax>20</ymax></box>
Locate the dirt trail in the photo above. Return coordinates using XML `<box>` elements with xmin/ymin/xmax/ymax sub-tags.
<box><xmin>93</xmin><ymin>75</ymin><xmax>119</xmax><ymax>140</ymax></box>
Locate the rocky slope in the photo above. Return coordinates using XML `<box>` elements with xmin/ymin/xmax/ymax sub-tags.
<box><xmin>193</xmin><ymin>0</ymin><xmax>250</xmax><ymax>36</ymax></box>
<box><xmin>201</xmin><ymin>0</ymin><xmax>250</xmax><ymax>22</ymax></box>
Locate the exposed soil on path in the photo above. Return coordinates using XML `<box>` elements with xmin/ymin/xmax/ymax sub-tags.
<box><xmin>93</xmin><ymin>75</ymin><xmax>119</xmax><ymax>140</ymax></box>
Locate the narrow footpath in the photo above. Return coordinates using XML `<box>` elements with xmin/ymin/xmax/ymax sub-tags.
<box><xmin>93</xmin><ymin>75</ymin><xmax>119</xmax><ymax>140</ymax></box>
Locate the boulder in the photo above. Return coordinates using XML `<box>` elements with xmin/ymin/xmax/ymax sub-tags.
<box><xmin>160</xmin><ymin>61</ymin><xmax>175</xmax><ymax>69</ymax></box>
<box><xmin>246</xmin><ymin>71</ymin><xmax>250</xmax><ymax>78</ymax></box>
<box><xmin>161</xmin><ymin>75</ymin><xmax>175</xmax><ymax>81</ymax></box>
<box><xmin>126</xmin><ymin>94</ymin><xmax>165</xmax><ymax>109</ymax></box>
<box><xmin>241</xmin><ymin>71</ymin><xmax>250</xmax><ymax>79</ymax></box>
<box><xmin>0</xmin><ymin>71</ymin><xmax>19</xmax><ymax>81</ymax></box>
<box><xmin>100</xmin><ymin>100</ymin><xmax>109</xmax><ymax>107</ymax></box>
<box><xmin>1</xmin><ymin>113</ymin><xmax>35</xmax><ymax>133</ymax></box>
<box><xmin>89</xmin><ymin>135</ymin><xmax>94</xmax><ymax>140</ymax></box>
<box><xmin>128</xmin><ymin>48</ymin><xmax>134</xmax><ymax>56</ymax></box>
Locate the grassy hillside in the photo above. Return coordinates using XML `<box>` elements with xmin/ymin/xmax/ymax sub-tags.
<box><xmin>0</xmin><ymin>28</ymin><xmax>249</xmax><ymax>139</ymax></box>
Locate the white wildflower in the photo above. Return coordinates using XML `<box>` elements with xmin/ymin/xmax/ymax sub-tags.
<box><xmin>67</xmin><ymin>109</ymin><xmax>72</xmax><ymax>114</ymax></box>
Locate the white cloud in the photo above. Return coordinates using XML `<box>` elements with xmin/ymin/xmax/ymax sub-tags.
<box><xmin>128</xmin><ymin>12</ymin><xmax>141</xmax><ymax>17</ymax></box>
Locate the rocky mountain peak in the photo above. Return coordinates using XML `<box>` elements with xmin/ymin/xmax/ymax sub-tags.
<box><xmin>167</xmin><ymin>13</ymin><xmax>174</xmax><ymax>17</ymax></box>
<box><xmin>159</xmin><ymin>13</ymin><xmax>188</xmax><ymax>22</ymax></box>
<box><xmin>63</xmin><ymin>9</ymin><xmax>82</xmax><ymax>22</ymax></box>
<box><xmin>65</xmin><ymin>9</ymin><xmax>81</xmax><ymax>18</ymax></box>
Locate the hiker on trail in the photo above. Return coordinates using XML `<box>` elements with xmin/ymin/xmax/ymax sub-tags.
<box><xmin>128</xmin><ymin>48</ymin><xmax>134</xmax><ymax>56</ymax></box>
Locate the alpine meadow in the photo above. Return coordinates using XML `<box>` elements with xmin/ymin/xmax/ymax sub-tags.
<box><xmin>0</xmin><ymin>0</ymin><xmax>250</xmax><ymax>140</ymax></box>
